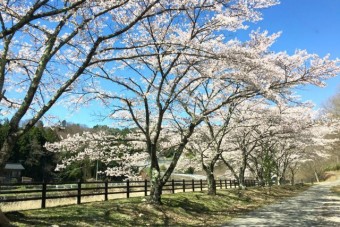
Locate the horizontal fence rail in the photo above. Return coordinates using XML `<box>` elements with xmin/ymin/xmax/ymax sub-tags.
<box><xmin>0</xmin><ymin>179</ymin><xmax>258</xmax><ymax>211</ymax></box>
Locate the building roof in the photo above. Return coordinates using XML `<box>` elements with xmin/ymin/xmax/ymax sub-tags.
<box><xmin>4</xmin><ymin>163</ymin><xmax>25</xmax><ymax>170</ymax></box>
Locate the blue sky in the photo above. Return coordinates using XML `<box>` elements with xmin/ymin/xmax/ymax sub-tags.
<box><xmin>50</xmin><ymin>0</ymin><xmax>340</xmax><ymax>127</ymax></box>
<box><xmin>251</xmin><ymin>0</ymin><xmax>340</xmax><ymax>106</ymax></box>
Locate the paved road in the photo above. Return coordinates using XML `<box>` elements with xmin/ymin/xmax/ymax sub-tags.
<box><xmin>224</xmin><ymin>179</ymin><xmax>340</xmax><ymax>226</ymax></box>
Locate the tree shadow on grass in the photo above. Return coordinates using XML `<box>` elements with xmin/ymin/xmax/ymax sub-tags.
<box><xmin>7</xmin><ymin>211</ymin><xmax>78</xmax><ymax>227</ymax></box>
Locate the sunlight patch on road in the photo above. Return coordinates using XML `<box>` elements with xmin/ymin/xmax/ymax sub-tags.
<box><xmin>324</xmin><ymin>216</ymin><xmax>340</xmax><ymax>223</ymax></box>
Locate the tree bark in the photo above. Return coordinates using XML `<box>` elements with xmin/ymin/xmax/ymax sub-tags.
<box><xmin>201</xmin><ymin>160</ymin><xmax>217</xmax><ymax>195</ymax></box>
<box><xmin>290</xmin><ymin>171</ymin><xmax>295</xmax><ymax>185</ymax></box>
<box><xmin>239</xmin><ymin>152</ymin><xmax>248</xmax><ymax>189</ymax></box>
<box><xmin>148</xmin><ymin>143</ymin><xmax>163</xmax><ymax>205</ymax></box>
<box><xmin>206</xmin><ymin>171</ymin><xmax>216</xmax><ymax>195</ymax></box>
<box><xmin>239</xmin><ymin>166</ymin><xmax>246</xmax><ymax>189</ymax></box>
<box><xmin>0</xmin><ymin>135</ymin><xmax>17</xmax><ymax>170</ymax></box>
<box><xmin>0</xmin><ymin>210</ymin><xmax>10</xmax><ymax>227</ymax></box>
<box><xmin>149</xmin><ymin>171</ymin><xmax>163</xmax><ymax>205</ymax></box>
<box><xmin>257</xmin><ymin>168</ymin><xmax>266</xmax><ymax>186</ymax></box>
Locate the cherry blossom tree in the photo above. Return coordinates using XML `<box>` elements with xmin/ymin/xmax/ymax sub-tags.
<box><xmin>246</xmin><ymin>106</ymin><xmax>338</xmax><ymax>185</ymax></box>
<box><xmin>0</xmin><ymin>0</ymin><xmax>215</xmax><ymax>169</ymax></box>
<box><xmin>180</xmin><ymin>104</ymin><xmax>238</xmax><ymax>195</ymax></box>
<box><xmin>0</xmin><ymin>0</ymin><xmax>166</xmax><ymax>170</ymax></box>
<box><xmin>6</xmin><ymin>1</ymin><xmax>340</xmax><ymax>209</ymax></box>
<box><xmin>222</xmin><ymin>102</ymin><xmax>268</xmax><ymax>188</ymax></box>
<box><xmin>1</xmin><ymin>0</ymin><xmax>166</xmax><ymax>223</ymax></box>
<box><xmin>77</xmin><ymin>0</ymin><xmax>302</xmax><ymax>204</ymax></box>
<box><xmin>45</xmin><ymin>131</ymin><xmax>149</xmax><ymax>178</ymax></box>
<box><xmin>70</xmin><ymin>1</ymin><xmax>340</xmax><ymax>203</ymax></box>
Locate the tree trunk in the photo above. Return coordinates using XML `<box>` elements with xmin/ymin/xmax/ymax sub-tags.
<box><xmin>276</xmin><ymin>171</ymin><xmax>281</xmax><ymax>186</ymax></box>
<box><xmin>0</xmin><ymin>209</ymin><xmax>10</xmax><ymax>227</ymax></box>
<box><xmin>148</xmin><ymin>143</ymin><xmax>163</xmax><ymax>205</ymax></box>
<box><xmin>276</xmin><ymin>178</ymin><xmax>281</xmax><ymax>186</ymax></box>
<box><xmin>0</xmin><ymin>136</ymin><xmax>16</xmax><ymax>169</ymax></box>
<box><xmin>291</xmin><ymin>172</ymin><xmax>295</xmax><ymax>185</ymax></box>
<box><xmin>0</xmin><ymin>134</ymin><xmax>18</xmax><ymax>226</ymax></box>
<box><xmin>314</xmin><ymin>171</ymin><xmax>320</xmax><ymax>183</ymax></box>
<box><xmin>257</xmin><ymin>169</ymin><xmax>266</xmax><ymax>187</ymax></box>
<box><xmin>206</xmin><ymin>172</ymin><xmax>216</xmax><ymax>195</ymax></box>
<box><xmin>239</xmin><ymin>166</ymin><xmax>246</xmax><ymax>189</ymax></box>
<box><xmin>149</xmin><ymin>171</ymin><xmax>163</xmax><ymax>205</ymax></box>
<box><xmin>239</xmin><ymin>151</ymin><xmax>248</xmax><ymax>189</ymax></box>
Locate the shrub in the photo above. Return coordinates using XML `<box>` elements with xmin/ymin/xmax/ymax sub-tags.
<box><xmin>184</xmin><ymin>167</ymin><xmax>195</xmax><ymax>174</ymax></box>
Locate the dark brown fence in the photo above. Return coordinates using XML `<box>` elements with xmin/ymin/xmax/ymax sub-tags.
<box><xmin>0</xmin><ymin>179</ymin><xmax>258</xmax><ymax>210</ymax></box>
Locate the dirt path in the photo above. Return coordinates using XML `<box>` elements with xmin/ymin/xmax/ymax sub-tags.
<box><xmin>224</xmin><ymin>178</ymin><xmax>340</xmax><ymax>226</ymax></box>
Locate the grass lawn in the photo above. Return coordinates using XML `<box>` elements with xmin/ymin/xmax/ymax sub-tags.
<box><xmin>6</xmin><ymin>184</ymin><xmax>309</xmax><ymax>226</ymax></box>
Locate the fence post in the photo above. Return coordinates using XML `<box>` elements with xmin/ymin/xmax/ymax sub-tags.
<box><xmin>41</xmin><ymin>181</ymin><xmax>46</xmax><ymax>209</ymax></box>
<box><xmin>127</xmin><ymin>180</ymin><xmax>130</xmax><ymax>198</ymax></box>
<box><xmin>220</xmin><ymin>179</ymin><xmax>222</xmax><ymax>189</ymax></box>
<box><xmin>77</xmin><ymin>180</ymin><xmax>82</xmax><ymax>204</ymax></box>
<box><xmin>183</xmin><ymin>179</ymin><xmax>185</xmax><ymax>192</ymax></box>
<box><xmin>192</xmin><ymin>179</ymin><xmax>195</xmax><ymax>192</ymax></box>
<box><xmin>172</xmin><ymin>179</ymin><xmax>175</xmax><ymax>194</ymax></box>
<box><xmin>200</xmin><ymin>179</ymin><xmax>203</xmax><ymax>191</ymax></box>
<box><xmin>234</xmin><ymin>180</ymin><xmax>237</xmax><ymax>188</ymax></box>
<box><xmin>105</xmin><ymin>180</ymin><xmax>108</xmax><ymax>201</ymax></box>
<box><xmin>144</xmin><ymin>179</ymin><xmax>148</xmax><ymax>196</ymax></box>
<box><xmin>225</xmin><ymin>180</ymin><xmax>227</xmax><ymax>189</ymax></box>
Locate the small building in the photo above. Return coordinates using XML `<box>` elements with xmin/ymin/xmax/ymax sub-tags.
<box><xmin>1</xmin><ymin>163</ymin><xmax>25</xmax><ymax>183</ymax></box>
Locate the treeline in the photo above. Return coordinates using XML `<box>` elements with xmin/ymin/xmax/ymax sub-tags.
<box><xmin>0</xmin><ymin>120</ymin><xmax>130</xmax><ymax>182</ymax></box>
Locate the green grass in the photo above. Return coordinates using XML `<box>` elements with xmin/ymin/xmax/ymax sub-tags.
<box><xmin>324</xmin><ymin>164</ymin><xmax>340</xmax><ymax>172</ymax></box>
<box><xmin>6</xmin><ymin>184</ymin><xmax>309</xmax><ymax>226</ymax></box>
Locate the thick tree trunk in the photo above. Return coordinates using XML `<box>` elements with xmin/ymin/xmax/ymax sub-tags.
<box><xmin>0</xmin><ymin>134</ymin><xmax>19</xmax><ymax>226</ymax></box>
<box><xmin>239</xmin><ymin>166</ymin><xmax>246</xmax><ymax>189</ymax></box>
<box><xmin>206</xmin><ymin>172</ymin><xmax>216</xmax><ymax>195</ymax></box>
<box><xmin>202</xmin><ymin>162</ymin><xmax>216</xmax><ymax>195</ymax></box>
<box><xmin>149</xmin><ymin>172</ymin><xmax>163</xmax><ymax>205</ymax></box>
<box><xmin>0</xmin><ymin>136</ymin><xmax>16</xmax><ymax>169</ymax></box>
<box><xmin>0</xmin><ymin>210</ymin><xmax>10</xmax><ymax>227</ymax></box>
<box><xmin>148</xmin><ymin>143</ymin><xmax>163</xmax><ymax>205</ymax></box>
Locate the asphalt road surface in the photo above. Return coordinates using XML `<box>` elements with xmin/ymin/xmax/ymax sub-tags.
<box><xmin>224</xmin><ymin>179</ymin><xmax>340</xmax><ymax>226</ymax></box>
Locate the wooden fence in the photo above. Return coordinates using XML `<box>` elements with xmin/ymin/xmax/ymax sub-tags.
<box><xmin>0</xmin><ymin>179</ymin><xmax>257</xmax><ymax>210</ymax></box>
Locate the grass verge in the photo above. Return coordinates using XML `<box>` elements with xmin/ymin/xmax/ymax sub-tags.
<box><xmin>6</xmin><ymin>184</ymin><xmax>309</xmax><ymax>227</ymax></box>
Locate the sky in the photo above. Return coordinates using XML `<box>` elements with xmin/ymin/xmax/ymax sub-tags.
<box><xmin>252</xmin><ymin>0</ymin><xmax>340</xmax><ymax>106</ymax></box>
<box><xmin>50</xmin><ymin>0</ymin><xmax>340</xmax><ymax>127</ymax></box>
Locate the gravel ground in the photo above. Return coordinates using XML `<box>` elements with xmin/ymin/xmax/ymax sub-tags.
<box><xmin>224</xmin><ymin>178</ymin><xmax>340</xmax><ymax>226</ymax></box>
